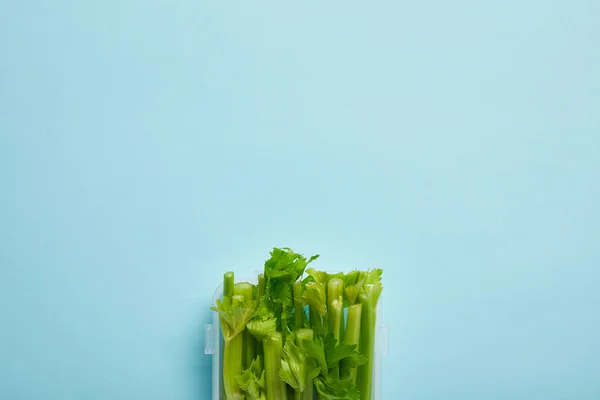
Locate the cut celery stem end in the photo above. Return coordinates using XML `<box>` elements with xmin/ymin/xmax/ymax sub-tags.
<box><xmin>224</xmin><ymin>272</ymin><xmax>235</xmax><ymax>298</ymax></box>
<box><xmin>327</xmin><ymin>278</ymin><xmax>344</xmax><ymax>339</ymax></box>
<box><xmin>330</xmin><ymin>298</ymin><xmax>343</xmax><ymax>342</ymax></box>
<box><xmin>233</xmin><ymin>282</ymin><xmax>254</xmax><ymax>299</ymax></box>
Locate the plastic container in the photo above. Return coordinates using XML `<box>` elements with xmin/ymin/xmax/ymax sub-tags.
<box><xmin>205</xmin><ymin>276</ymin><xmax>389</xmax><ymax>400</ymax></box>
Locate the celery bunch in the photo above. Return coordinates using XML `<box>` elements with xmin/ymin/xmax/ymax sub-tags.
<box><xmin>212</xmin><ymin>248</ymin><xmax>383</xmax><ymax>400</ymax></box>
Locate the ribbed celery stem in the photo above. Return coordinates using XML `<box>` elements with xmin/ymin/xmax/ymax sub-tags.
<box><xmin>223</xmin><ymin>272</ymin><xmax>235</xmax><ymax>298</ymax></box>
<box><xmin>221</xmin><ymin>272</ymin><xmax>236</xmax><ymax>400</ymax></box>
<box><xmin>234</xmin><ymin>282</ymin><xmax>256</xmax><ymax>369</ymax></box>
<box><xmin>341</xmin><ymin>303</ymin><xmax>362</xmax><ymax>382</ymax></box>
<box><xmin>256</xmin><ymin>273</ymin><xmax>266</xmax><ymax>357</ymax></box>
<box><xmin>295</xmin><ymin>329</ymin><xmax>315</xmax><ymax>400</ymax></box>
<box><xmin>356</xmin><ymin>284</ymin><xmax>382</xmax><ymax>400</ymax></box>
<box><xmin>223</xmin><ymin>295</ymin><xmax>245</xmax><ymax>400</ymax></box>
<box><xmin>309</xmin><ymin>306</ymin><xmax>324</xmax><ymax>337</ymax></box>
<box><xmin>258</xmin><ymin>273</ymin><xmax>265</xmax><ymax>298</ymax></box>
<box><xmin>327</xmin><ymin>278</ymin><xmax>344</xmax><ymax>341</ymax></box>
<box><xmin>326</xmin><ymin>281</ymin><xmax>344</xmax><ymax>400</ymax></box>
<box><xmin>293</xmin><ymin>281</ymin><xmax>305</xmax><ymax>329</ymax></box>
<box><xmin>264</xmin><ymin>332</ymin><xmax>287</xmax><ymax>400</ymax></box>
<box><xmin>224</xmin><ymin>333</ymin><xmax>243</xmax><ymax>400</ymax></box>
<box><xmin>330</xmin><ymin>297</ymin><xmax>344</xmax><ymax>342</ymax></box>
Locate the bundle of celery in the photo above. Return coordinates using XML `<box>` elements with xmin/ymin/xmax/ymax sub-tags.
<box><xmin>211</xmin><ymin>247</ymin><xmax>383</xmax><ymax>400</ymax></box>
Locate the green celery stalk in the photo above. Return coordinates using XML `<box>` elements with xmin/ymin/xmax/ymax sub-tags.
<box><xmin>256</xmin><ymin>273</ymin><xmax>265</xmax><ymax>357</ymax></box>
<box><xmin>222</xmin><ymin>271</ymin><xmax>235</xmax><ymax>398</ymax></box>
<box><xmin>356</xmin><ymin>284</ymin><xmax>382</xmax><ymax>400</ymax></box>
<box><xmin>234</xmin><ymin>282</ymin><xmax>257</xmax><ymax>369</ymax></box>
<box><xmin>258</xmin><ymin>273</ymin><xmax>265</xmax><ymax>298</ymax></box>
<box><xmin>327</xmin><ymin>278</ymin><xmax>344</xmax><ymax>342</ymax></box>
<box><xmin>303</xmin><ymin>281</ymin><xmax>327</xmax><ymax>337</ymax></box>
<box><xmin>224</xmin><ymin>329</ymin><xmax>243</xmax><ymax>399</ymax></box>
<box><xmin>224</xmin><ymin>271</ymin><xmax>235</xmax><ymax>298</ymax></box>
<box><xmin>325</xmin><ymin>280</ymin><xmax>344</xmax><ymax>400</ymax></box>
<box><xmin>264</xmin><ymin>332</ymin><xmax>287</xmax><ymax>400</ymax></box>
<box><xmin>295</xmin><ymin>329</ymin><xmax>316</xmax><ymax>400</ymax></box>
<box><xmin>341</xmin><ymin>303</ymin><xmax>362</xmax><ymax>382</ymax></box>
<box><xmin>225</xmin><ymin>295</ymin><xmax>245</xmax><ymax>400</ymax></box>
<box><xmin>212</xmin><ymin>272</ymin><xmax>256</xmax><ymax>400</ymax></box>
<box><xmin>309</xmin><ymin>305</ymin><xmax>325</xmax><ymax>337</ymax></box>
<box><xmin>330</xmin><ymin>297</ymin><xmax>343</xmax><ymax>342</ymax></box>
<box><xmin>293</xmin><ymin>281</ymin><xmax>305</xmax><ymax>329</ymax></box>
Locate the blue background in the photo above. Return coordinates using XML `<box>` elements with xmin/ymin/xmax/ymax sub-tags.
<box><xmin>1</xmin><ymin>0</ymin><xmax>599</xmax><ymax>399</ymax></box>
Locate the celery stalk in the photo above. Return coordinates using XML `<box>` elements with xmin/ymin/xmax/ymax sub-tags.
<box><xmin>263</xmin><ymin>332</ymin><xmax>287</xmax><ymax>400</ymax></box>
<box><xmin>258</xmin><ymin>273</ymin><xmax>265</xmax><ymax>298</ymax></box>
<box><xmin>256</xmin><ymin>273</ymin><xmax>265</xmax><ymax>357</ymax></box>
<box><xmin>341</xmin><ymin>303</ymin><xmax>362</xmax><ymax>382</ymax></box>
<box><xmin>294</xmin><ymin>329</ymin><xmax>316</xmax><ymax>400</ymax></box>
<box><xmin>224</xmin><ymin>330</ymin><xmax>244</xmax><ymax>399</ymax></box>
<box><xmin>222</xmin><ymin>271</ymin><xmax>235</xmax><ymax>398</ymax></box>
<box><xmin>327</xmin><ymin>278</ymin><xmax>344</xmax><ymax>341</ymax></box>
<box><xmin>225</xmin><ymin>295</ymin><xmax>246</xmax><ymax>400</ymax></box>
<box><xmin>293</xmin><ymin>281</ymin><xmax>305</xmax><ymax>329</ymax></box>
<box><xmin>309</xmin><ymin>306</ymin><xmax>324</xmax><ymax>336</ymax></box>
<box><xmin>224</xmin><ymin>271</ymin><xmax>235</xmax><ymax>298</ymax></box>
<box><xmin>326</xmin><ymin>279</ymin><xmax>344</xmax><ymax>400</ymax></box>
<box><xmin>356</xmin><ymin>284</ymin><xmax>382</xmax><ymax>400</ymax></box>
<box><xmin>234</xmin><ymin>282</ymin><xmax>257</xmax><ymax>369</ymax></box>
<box><xmin>212</xmin><ymin>273</ymin><xmax>256</xmax><ymax>400</ymax></box>
<box><xmin>330</xmin><ymin>297</ymin><xmax>343</xmax><ymax>342</ymax></box>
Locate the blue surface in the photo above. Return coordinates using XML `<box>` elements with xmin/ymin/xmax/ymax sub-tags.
<box><xmin>1</xmin><ymin>1</ymin><xmax>599</xmax><ymax>399</ymax></box>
